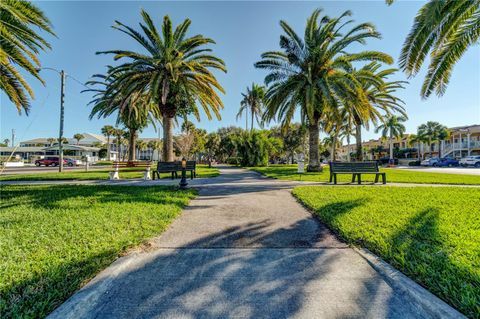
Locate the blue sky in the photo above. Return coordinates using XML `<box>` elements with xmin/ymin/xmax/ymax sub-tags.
<box><xmin>1</xmin><ymin>0</ymin><xmax>479</xmax><ymax>144</ymax></box>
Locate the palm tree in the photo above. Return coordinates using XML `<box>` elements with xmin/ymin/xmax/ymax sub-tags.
<box><xmin>101</xmin><ymin>125</ymin><xmax>115</xmax><ymax>160</ymax></box>
<box><xmin>408</xmin><ymin>134</ymin><xmax>427</xmax><ymax>160</ymax></box>
<box><xmin>136</xmin><ymin>139</ymin><xmax>147</xmax><ymax>160</ymax></box>
<box><xmin>393</xmin><ymin>0</ymin><xmax>480</xmax><ymax>98</ymax></box>
<box><xmin>73</xmin><ymin>133</ymin><xmax>84</xmax><ymax>145</ymax></box>
<box><xmin>417</xmin><ymin>121</ymin><xmax>448</xmax><ymax>158</ymax></box>
<box><xmin>3</xmin><ymin>138</ymin><xmax>10</xmax><ymax>147</ymax></box>
<box><xmin>97</xmin><ymin>10</ymin><xmax>226</xmax><ymax>162</ymax></box>
<box><xmin>0</xmin><ymin>0</ymin><xmax>55</xmax><ymax>114</ymax></box>
<box><xmin>255</xmin><ymin>9</ymin><xmax>393</xmax><ymax>171</ymax></box>
<box><xmin>46</xmin><ymin>138</ymin><xmax>56</xmax><ymax>146</ymax></box>
<box><xmin>111</xmin><ymin>128</ymin><xmax>125</xmax><ymax>161</ymax></box>
<box><xmin>86</xmin><ymin>71</ymin><xmax>160</xmax><ymax>162</ymax></box>
<box><xmin>237</xmin><ymin>83</ymin><xmax>265</xmax><ymax>132</ymax></box>
<box><xmin>147</xmin><ymin>140</ymin><xmax>162</xmax><ymax>160</ymax></box>
<box><xmin>375</xmin><ymin>115</ymin><xmax>407</xmax><ymax>161</ymax></box>
<box><xmin>346</xmin><ymin>63</ymin><xmax>407</xmax><ymax>161</ymax></box>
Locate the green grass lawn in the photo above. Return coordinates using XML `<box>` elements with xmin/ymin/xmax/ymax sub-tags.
<box><xmin>0</xmin><ymin>164</ymin><xmax>219</xmax><ymax>181</ymax></box>
<box><xmin>0</xmin><ymin>185</ymin><xmax>196</xmax><ymax>318</ymax></box>
<box><xmin>293</xmin><ymin>186</ymin><xmax>480</xmax><ymax>317</ymax></box>
<box><xmin>249</xmin><ymin>164</ymin><xmax>480</xmax><ymax>185</ymax></box>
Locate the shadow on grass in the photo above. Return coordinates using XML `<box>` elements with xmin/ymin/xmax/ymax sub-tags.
<box><xmin>312</xmin><ymin>200</ymin><xmax>478</xmax><ymax>317</ymax></box>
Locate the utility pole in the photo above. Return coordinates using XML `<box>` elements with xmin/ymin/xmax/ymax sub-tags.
<box><xmin>59</xmin><ymin>70</ymin><xmax>65</xmax><ymax>172</ymax></box>
<box><xmin>11</xmin><ymin>129</ymin><xmax>15</xmax><ymax>147</ymax></box>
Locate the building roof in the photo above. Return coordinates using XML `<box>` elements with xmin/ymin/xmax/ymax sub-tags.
<box><xmin>0</xmin><ymin>146</ymin><xmax>46</xmax><ymax>152</ymax></box>
<box><xmin>43</xmin><ymin>145</ymin><xmax>100</xmax><ymax>152</ymax></box>
<box><xmin>20</xmin><ymin>138</ymin><xmax>51</xmax><ymax>144</ymax></box>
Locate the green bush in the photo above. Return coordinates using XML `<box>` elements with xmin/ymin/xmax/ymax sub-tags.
<box><xmin>237</xmin><ymin>131</ymin><xmax>270</xmax><ymax>167</ymax></box>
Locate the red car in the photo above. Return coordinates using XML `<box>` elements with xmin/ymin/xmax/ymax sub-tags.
<box><xmin>35</xmin><ymin>157</ymin><xmax>68</xmax><ymax>167</ymax></box>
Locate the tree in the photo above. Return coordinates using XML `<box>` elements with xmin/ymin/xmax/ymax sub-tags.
<box><xmin>101</xmin><ymin>125</ymin><xmax>115</xmax><ymax>160</ymax></box>
<box><xmin>322</xmin><ymin>134</ymin><xmax>342</xmax><ymax>162</ymax></box>
<box><xmin>346</xmin><ymin>63</ymin><xmax>406</xmax><ymax>161</ymax></box>
<box><xmin>236</xmin><ymin>131</ymin><xmax>271</xmax><ymax>167</ymax></box>
<box><xmin>58</xmin><ymin>137</ymin><xmax>68</xmax><ymax>144</ymax></box>
<box><xmin>112</xmin><ymin>128</ymin><xmax>125</xmax><ymax>161</ymax></box>
<box><xmin>136</xmin><ymin>139</ymin><xmax>147</xmax><ymax>159</ymax></box>
<box><xmin>97</xmin><ymin>10</ymin><xmax>226</xmax><ymax>162</ymax></box>
<box><xmin>408</xmin><ymin>134</ymin><xmax>427</xmax><ymax>160</ymax></box>
<box><xmin>205</xmin><ymin>132</ymin><xmax>221</xmax><ymax>166</ymax></box>
<box><xmin>147</xmin><ymin>140</ymin><xmax>162</xmax><ymax>160</ymax></box>
<box><xmin>417</xmin><ymin>121</ymin><xmax>448</xmax><ymax>158</ymax></box>
<box><xmin>256</xmin><ymin>9</ymin><xmax>392</xmax><ymax>171</ymax></box>
<box><xmin>393</xmin><ymin>0</ymin><xmax>480</xmax><ymax>98</ymax></box>
<box><xmin>86</xmin><ymin>71</ymin><xmax>160</xmax><ymax>162</ymax></box>
<box><xmin>47</xmin><ymin>138</ymin><xmax>56</xmax><ymax>146</ymax></box>
<box><xmin>237</xmin><ymin>83</ymin><xmax>265</xmax><ymax>132</ymax></box>
<box><xmin>0</xmin><ymin>0</ymin><xmax>54</xmax><ymax>114</ymax></box>
<box><xmin>3</xmin><ymin>138</ymin><xmax>10</xmax><ymax>147</ymax></box>
<box><xmin>175</xmin><ymin>131</ymin><xmax>195</xmax><ymax>159</ymax></box>
<box><xmin>73</xmin><ymin>133</ymin><xmax>84</xmax><ymax>145</ymax></box>
<box><xmin>375</xmin><ymin>115</ymin><xmax>407</xmax><ymax>161</ymax></box>
<box><xmin>271</xmin><ymin>124</ymin><xmax>307</xmax><ymax>164</ymax></box>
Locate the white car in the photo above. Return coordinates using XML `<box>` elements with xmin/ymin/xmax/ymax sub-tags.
<box><xmin>420</xmin><ymin>158</ymin><xmax>440</xmax><ymax>167</ymax></box>
<box><xmin>459</xmin><ymin>156</ymin><xmax>480</xmax><ymax>168</ymax></box>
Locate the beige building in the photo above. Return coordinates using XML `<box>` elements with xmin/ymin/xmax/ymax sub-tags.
<box><xmin>337</xmin><ymin>124</ymin><xmax>480</xmax><ymax>161</ymax></box>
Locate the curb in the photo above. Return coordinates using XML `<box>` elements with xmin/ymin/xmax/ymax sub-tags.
<box><xmin>354</xmin><ymin>247</ymin><xmax>466</xmax><ymax>319</ymax></box>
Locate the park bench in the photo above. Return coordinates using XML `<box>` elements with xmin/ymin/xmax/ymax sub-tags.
<box><xmin>152</xmin><ymin>161</ymin><xmax>197</xmax><ymax>180</ymax></box>
<box><xmin>152</xmin><ymin>162</ymin><xmax>178</xmax><ymax>180</ymax></box>
<box><xmin>109</xmin><ymin>161</ymin><xmax>152</xmax><ymax>180</ymax></box>
<box><xmin>329</xmin><ymin>161</ymin><xmax>386</xmax><ymax>185</ymax></box>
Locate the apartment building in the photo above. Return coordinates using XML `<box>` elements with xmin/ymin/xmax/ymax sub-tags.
<box><xmin>337</xmin><ymin>124</ymin><xmax>480</xmax><ymax>161</ymax></box>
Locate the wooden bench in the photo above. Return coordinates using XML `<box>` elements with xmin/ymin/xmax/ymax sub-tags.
<box><xmin>109</xmin><ymin>161</ymin><xmax>152</xmax><ymax>180</ymax></box>
<box><xmin>152</xmin><ymin>161</ymin><xmax>197</xmax><ymax>180</ymax></box>
<box><xmin>329</xmin><ymin>161</ymin><xmax>386</xmax><ymax>185</ymax></box>
<box><xmin>152</xmin><ymin>162</ymin><xmax>178</xmax><ymax>180</ymax></box>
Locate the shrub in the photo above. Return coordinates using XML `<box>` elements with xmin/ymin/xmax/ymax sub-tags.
<box><xmin>237</xmin><ymin>131</ymin><xmax>270</xmax><ymax>167</ymax></box>
<box><xmin>408</xmin><ymin>160</ymin><xmax>421</xmax><ymax>166</ymax></box>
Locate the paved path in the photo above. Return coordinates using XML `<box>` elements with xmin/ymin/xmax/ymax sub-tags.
<box><xmin>48</xmin><ymin>167</ymin><xmax>461</xmax><ymax>318</ymax></box>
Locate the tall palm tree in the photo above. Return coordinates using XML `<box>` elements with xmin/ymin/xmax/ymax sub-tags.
<box><xmin>393</xmin><ymin>0</ymin><xmax>480</xmax><ymax>98</ymax></box>
<box><xmin>73</xmin><ymin>133</ymin><xmax>84</xmax><ymax>145</ymax></box>
<box><xmin>408</xmin><ymin>133</ymin><xmax>427</xmax><ymax>160</ymax></box>
<box><xmin>346</xmin><ymin>63</ymin><xmax>407</xmax><ymax>161</ymax></box>
<box><xmin>0</xmin><ymin>0</ymin><xmax>54</xmax><ymax>114</ymax></box>
<box><xmin>97</xmin><ymin>10</ymin><xmax>226</xmax><ymax>162</ymax></box>
<box><xmin>417</xmin><ymin>121</ymin><xmax>448</xmax><ymax>158</ymax></box>
<box><xmin>237</xmin><ymin>83</ymin><xmax>265</xmax><ymax>132</ymax></box>
<box><xmin>86</xmin><ymin>71</ymin><xmax>160</xmax><ymax>161</ymax></box>
<box><xmin>112</xmin><ymin>128</ymin><xmax>125</xmax><ymax>161</ymax></box>
<box><xmin>101</xmin><ymin>125</ymin><xmax>115</xmax><ymax>160</ymax></box>
<box><xmin>375</xmin><ymin>115</ymin><xmax>407</xmax><ymax>161</ymax></box>
<box><xmin>255</xmin><ymin>9</ymin><xmax>393</xmax><ymax>171</ymax></box>
<box><xmin>136</xmin><ymin>139</ymin><xmax>147</xmax><ymax>159</ymax></box>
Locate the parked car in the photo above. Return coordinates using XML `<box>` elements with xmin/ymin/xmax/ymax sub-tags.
<box><xmin>420</xmin><ymin>157</ymin><xmax>440</xmax><ymax>167</ymax></box>
<box><xmin>35</xmin><ymin>157</ymin><xmax>67</xmax><ymax>167</ymax></box>
<box><xmin>435</xmin><ymin>157</ymin><xmax>459</xmax><ymax>167</ymax></box>
<box><xmin>65</xmin><ymin>158</ymin><xmax>81</xmax><ymax>167</ymax></box>
<box><xmin>459</xmin><ymin>156</ymin><xmax>480</xmax><ymax>167</ymax></box>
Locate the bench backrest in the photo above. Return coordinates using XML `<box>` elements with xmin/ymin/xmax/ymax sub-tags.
<box><xmin>156</xmin><ymin>161</ymin><xmax>178</xmax><ymax>172</ymax></box>
<box><xmin>186</xmin><ymin>160</ymin><xmax>196</xmax><ymax>170</ymax></box>
<box><xmin>113</xmin><ymin>161</ymin><xmax>151</xmax><ymax>168</ymax></box>
<box><xmin>330</xmin><ymin>161</ymin><xmax>379</xmax><ymax>173</ymax></box>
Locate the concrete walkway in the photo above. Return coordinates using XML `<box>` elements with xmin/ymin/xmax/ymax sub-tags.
<box><xmin>48</xmin><ymin>167</ymin><xmax>462</xmax><ymax>318</ymax></box>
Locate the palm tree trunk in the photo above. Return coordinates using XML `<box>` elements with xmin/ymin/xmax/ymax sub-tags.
<box><xmin>106</xmin><ymin>135</ymin><xmax>111</xmax><ymax>160</ymax></box>
<box><xmin>128</xmin><ymin>129</ymin><xmax>136</xmax><ymax>162</ymax></box>
<box><xmin>429</xmin><ymin>138</ymin><xmax>433</xmax><ymax>158</ymax></box>
<box><xmin>389</xmin><ymin>132</ymin><xmax>393</xmax><ymax>160</ymax></box>
<box><xmin>355</xmin><ymin>124</ymin><xmax>363</xmax><ymax>161</ymax></box>
<box><xmin>438</xmin><ymin>141</ymin><xmax>442</xmax><ymax>158</ymax></box>
<box><xmin>346</xmin><ymin>135</ymin><xmax>351</xmax><ymax>162</ymax></box>
<box><xmin>163</xmin><ymin>115</ymin><xmax>174</xmax><ymax>161</ymax></box>
<box><xmin>307</xmin><ymin>114</ymin><xmax>321</xmax><ymax>172</ymax></box>
<box><xmin>251</xmin><ymin>109</ymin><xmax>254</xmax><ymax>133</ymax></box>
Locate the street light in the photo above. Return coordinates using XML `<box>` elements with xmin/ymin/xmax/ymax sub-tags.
<box><xmin>179</xmin><ymin>157</ymin><xmax>188</xmax><ymax>189</ymax></box>
<box><xmin>37</xmin><ymin>67</ymin><xmax>65</xmax><ymax>172</ymax></box>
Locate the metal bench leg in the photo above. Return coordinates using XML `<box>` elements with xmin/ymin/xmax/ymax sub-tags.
<box><xmin>383</xmin><ymin>174</ymin><xmax>386</xmax><ymax>184</ymax></box>
<box><xmin>334</xmin><ymin>174</ymin><xmax>337</xmax><ymax>185</ymax></box>
<box><xmin>374</xmin><ymin>174</ymin><xmax>379</xmax><ymax>183</ymax></box>
<box><xmin>190</xmin><ymin>170</ymin><xmax>193</xmax><ymax>180</ymax></box>
<box><xmin>357</xmin><ymin>174</ymin><xmax>361</xmax><ymax>185</ymax></box>
<box><xmin>352</xmin><ymin>174</ymin><xmax>356</xmax><ymax>183</ymax></box>
<box><xmin>329</xmin><ymin>174</ymin><xmax>333</xmax><ymax>183</ymax></box>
